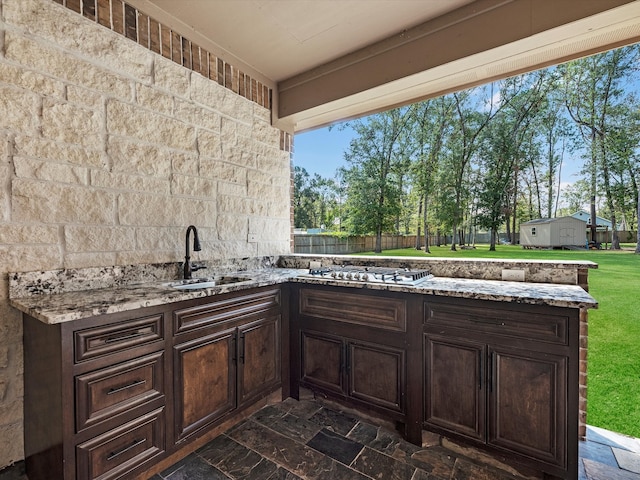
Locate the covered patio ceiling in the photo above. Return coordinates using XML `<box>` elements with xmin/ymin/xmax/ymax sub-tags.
<box><xmin>127</xmin><ymin>0</ymin><xmax>640</xmax><ymax>132</ymax></box>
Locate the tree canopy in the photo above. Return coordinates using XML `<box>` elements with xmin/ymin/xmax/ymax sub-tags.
<box><xmin>293</xmin><ymin>44</ymin><xmax>640</xmax><ymax>252</ymax></box>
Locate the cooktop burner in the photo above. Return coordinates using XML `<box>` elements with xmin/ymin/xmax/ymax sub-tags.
<box><xmin>302</xmin><ymin>266</ymin><xmax>433</xmax><ymax>285</ymax></box>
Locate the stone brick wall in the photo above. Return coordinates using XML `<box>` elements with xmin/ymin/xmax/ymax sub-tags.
<box><xmin>0</xmin><ymin>0</ymin><xmax>291</xmax><ymax>468</ymax></box>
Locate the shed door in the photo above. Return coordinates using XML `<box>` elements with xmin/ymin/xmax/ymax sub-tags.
<box><xmin>559</xmin><ymin>228</ymin><xmax>574</xmax><ymax>245</ymax></box>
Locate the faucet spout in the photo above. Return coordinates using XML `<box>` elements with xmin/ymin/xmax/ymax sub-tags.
<box><xmin>184</xmin><ymin>225</ymin><xmax>202</xmax><ymax>279</ymax></box>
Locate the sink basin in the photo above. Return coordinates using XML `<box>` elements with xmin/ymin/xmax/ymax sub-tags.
<box><xmin>165</xmin><ymin>276</ymin><xmax>251</xmax><ymax>289</ymax></box>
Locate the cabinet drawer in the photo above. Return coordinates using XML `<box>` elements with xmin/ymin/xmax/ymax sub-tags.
<box><xmin>75</xmin><ymin>352</ymin><xmax>165</xmax><ymax>432</ymax></box>
<box><xmin>299</xmin><ymin>288</ymin><xmax>406</xmax><ymax>332</ymax></box>
<box><xmin>76</xmin><ymin>408</ymin><xmax>164</xmax><ymax>480</ymax></box>
<box><xmin>424</xmin><ymin>301</ymin><xmax>568</xmax><ymax>345</ymax></box>
<box><xmin>75</xmin><ymin>314</ymin><xmax>164</xmax><ymax>363</ymax></box>
<box><xmin>173</xmin><ymin>287</ymin><xmax>280</xmax><ymax>334</ymax></box>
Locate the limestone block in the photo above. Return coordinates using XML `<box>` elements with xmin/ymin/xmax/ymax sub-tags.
<box><xmin>154</xmin><ymin>57</ymin><xmax>190</xmax><ymax>98</ymax></box>
<box><xmin>14</xmin><ymin>136</ymin><xmax>107</xmax><ymax>168</ymax></box>
<box><xmin>135</xmin><ymin>227</ymin><xmax>183</xmax><ymax>251</ymax></box>
<box><xmin>257</xmin><ymin>241</ymin><xmax>291</xmax><ymax>257</ymax></box>
<box><xmin>171</xmin><ymin>152</ymin><xmax>199</xmax><ymax>175</ymax></box>
<box><xmin>3</xmin><ymin>0</ymin><xmax>153</xmax><ymax>82</ymax></box>
<box><xmin>0</xmin><ymin>63</ymin><xmax>64</xmax><ymax>97</ymax></box>
<box><xmin>0</xmin><ymin>346</ymin><xmax>8</xmax><ymax>369</ymax></box>
<box><xmin>200</xmin><ymin>158</ymin><xmax>246</xmax><ymax>184</ymax></box>
<box><xmin>222</xmin><ymin>142</ymin><xmax>258</xmax><ymax>170</ymax></box>
<box><xmin>136</xmin><ymin>83</ymin><xmax>174</xmax><ymax>115</ymax></box>
<box><xmin>64</xmin><ymin>225</ymin><xmax>136</xmax><ymax>253</ymax></box>
<box><xmin>42</xmin><ymin>98</ymin><xmax>104</xmax><ymax>147</ymax></box>
<box><xmin>107</xmin><ymin>137</ymin><xmax>172</xmax><ymax>177</ymax></box>
<box><xmin>217</xmin><ymin>181</ymin><xmax>247</xmax><ymax>197</ymax></box>
<box><xmin>64</xmin><ymin>252</ymin><xmax>117</xmax><ymax>269</ymax></box>
<box><xmin>12</xmin><ymin>178</ymin><xmax>115</xmax><ymax>224</ymax></box>
<box><xmin>107</xmin><ymin>100</ymin><xmax>195</xmax><ymax>151</ymax></box>
<box><xmin>253</xmin><ymin>119</ymin><xmax>280</xmax><ymax>145</ymax></box>
<box><xmin>247</xmin><ymin>169</ymin><xmax>273</xmax><ymax>185</ymax></box>
<box><xmin>253</xmin><ymin>104</ymin><xmax>271</xmax><ymax>123</ymax></box>
<box><xmin>66</xmin><ymin>85</ymin><xmax>104</xmax><ymax>109</ymax></box>
<box><xmin>257</xmin><ymin>153</ymin><xmax>287</xmax><ymax>173</ymax></box>
<box><xmin>91</xmin><ymin>170</ymin><xmax>170</xmax><ymax>194</ymax></box>
<box><xmin>0</xmin><ymin>136</ymin><xmax>9</xmax><ymax>159</ymax></box>
<box><xmin>171</xmin><ymin>174</ymin><xmax>217</xmax><ymax>198</ymax></box>
<box><xmin>4</xmin><ymin>33</ymin><xmax>131</xmax><ymax>99</ymax></box>
<box><xmin>0</xmin><ymin>244</ymin><xmax>62</xmax><ymax>273</ymax></box>
<box><xmin>0</xmin><ymin>85</ymin><xmax>40</xmax><ymax>132</ymax></box>
<box><xmin>0</xmin><ymin>422</ymin><xmax>23</xmax><ymax>467</ymax></box>
<box><xmin>247</xmin><ymin>181</ymin><xmax>278</xmax><ymax>200</ymax></box>
<box><xmin>175</xmin><ymin>99</ymin><xmax>220</xmax><ymax>132</ymax></box>
<box><xmin>206</xmin><ymin>241</ymin><xmax>257</xmax><ymax>260</ymax></box>
<box><xmin>117</xmin><ymin>192</ymin><xmax>216</xmax><ymax>228</ymax></box>
<box><xmin>217</xmin><ymin>195</ymin><xmax>253</xmax><ymax>215</ymax></box>
<box><xmin>220</xmin><ymin>118</ymin><xmax>237</xmax><ymax>144</ymax></box>
<box><xmin>197</xmin><ymin>130</ymin><xmax>221</xmax><ymax>159</ymax></box>
<box><xmin>0</xmin><ymin>304</ymin><xmax>22</xmax><ymax>341</ymax></box>
<box><xmin>13</xmin><ymin>157</ymin><xmax>89</xmax><ymax>185</ymax></box>
<box><xmin>116</xmin><ymin>250</ymin><xmax>180</xmax><ymax>266</ymax></box>
<box><xmin>249</xmin><ymin>217</ymin><xmax>291</xmax><ymax>242</ymax></box>
<box><xmin>0</xmin><ymin>224</ymin><xmax>58</xmax><ymax>244</ymax></box>
<box><xmin>190</xmin><ymin>73</ymin><xmax>227</xmax><ymax>111</ymax></box>
<box><xmin>1</xmin><ymin>166</ymin><xmax>10</xmax><ymax>223</ymax></box>
<box><xmin>216</xmin><ymin>214</ymin><xmax>248</xmax><ymax>241</ymax></box>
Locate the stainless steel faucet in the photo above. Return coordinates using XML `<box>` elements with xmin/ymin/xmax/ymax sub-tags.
<box><xmin>183</xmin><ymin>225</ymin><xmax>203</xmax><ymax>279</ymax></box>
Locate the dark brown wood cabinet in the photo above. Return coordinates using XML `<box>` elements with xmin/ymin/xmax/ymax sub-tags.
<box><xmin>423</xmin><ymin>297</ymin><xmax>578</xmax><ymax>480</ymax></box>
<box><xmin>291</xmin><ymin>285</ymin><xmax>423</xmax><ymax>443</ymax></box>
<box><xmin>23</xmin><ymin>285</ymin><xmax>283</xmax><ymax>480</ymax></box>
<box><xmin>172</xmin><ymin>287</ymin><xmax>282</xmax><ymax>444</ymax></box>
<box><xmin>24</xmin><ymin>307</ymin><xmax>169</xmax><ymax>480</ymax></box>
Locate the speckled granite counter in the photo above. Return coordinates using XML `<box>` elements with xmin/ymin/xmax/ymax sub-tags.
<box><xmin>10</xmin><ymin>265</ymin><xmax>597</xmax><ymax>325</ymax></box>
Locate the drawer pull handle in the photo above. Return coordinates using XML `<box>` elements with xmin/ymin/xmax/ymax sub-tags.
<box><xmin>104</xmin><ymin>332</ymin><xmax>144</xmax><ymax>344</ymax></box>
<box><xmin>106</xmin><ymin>438</ymin><xmax>146</xmax><ymax>461</ymax></box>
<box><xmin>470</xmin><ymin>316</ymin><xmax>505</xmax><ymax>326</ymax></box>
<box><xmin>107</xmin><ymin>379</ymin><xmax>146</xmax><ymax>395</ymax></box>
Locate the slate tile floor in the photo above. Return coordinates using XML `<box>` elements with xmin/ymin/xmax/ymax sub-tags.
<box><xmin>2</xmin><ymin>398</ymin><xmax>640</xmax><ymax>480</ymax></box>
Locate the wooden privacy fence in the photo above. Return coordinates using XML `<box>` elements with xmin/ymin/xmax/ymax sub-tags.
<box><xmin>294</xmin><ymin>235</ymin><xmax>418</xmax><ymax>254</ymax></box>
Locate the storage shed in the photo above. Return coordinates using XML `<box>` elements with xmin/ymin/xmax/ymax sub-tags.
<box><xmin>520</xmin><ymin>216</ymin><xmax>587</xmax><ymax>248</ymax></box>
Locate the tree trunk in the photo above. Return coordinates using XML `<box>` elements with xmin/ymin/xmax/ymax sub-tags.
<box><xmin>489</xmin><ymin>228</ymin><xmax>497</xmax><ymax>251</ymax></box>
<box><xmin>416</xmin><ymin>196</ymin><xmax>423</xmax><ymax>250</ymax></box>
<box><xmin>636</xmin><ymin>183</ymin><xmax>640</xmax><ymax>254</ymax></box>
<box><xmin>375</xmin><ymin>227</ymin><xmax>382</xmax><ymax>253</ymax></box>
<box><xmin>423</xmin><ymin>195</ymin><xmax>431</xmax><ymax>254</ymax></box>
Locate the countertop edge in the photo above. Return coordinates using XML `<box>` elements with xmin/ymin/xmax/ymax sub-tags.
<box><xmin>10</xmin><ymin>269</ymin><xmax>598</xmax><ymax>325</ymax></box>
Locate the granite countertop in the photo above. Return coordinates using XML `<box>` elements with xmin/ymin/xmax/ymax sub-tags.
<box><xmin>9</xmin><ymin>267</ymin><xmax>598</xmax><ymax>325</ymax></box>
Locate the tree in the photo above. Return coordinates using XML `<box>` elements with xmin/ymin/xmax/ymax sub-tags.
<box><xmin>446</xmin><ymin>85</ymin><xmax>504</xmax><ymax>250</ymax></box>
<box><xmin>408</xmin><ymin>97</ymin><xmax>454</xmax><ymax>252</ymax></box>
<box><xmin>341</xmin><ymin>108</ymin><xmax>413</xmax><ymax>252</ymax></box>
<box><xmin>562</xmin><ymin>45</ymin><xmax>640</xmax><ymax>249</ymax></box>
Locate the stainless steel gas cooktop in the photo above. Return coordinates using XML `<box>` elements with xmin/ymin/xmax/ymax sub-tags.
<box><xmin>300</xmin><ymin>266</ymin><xmax>433</xmax><ymax>286</ymax></box>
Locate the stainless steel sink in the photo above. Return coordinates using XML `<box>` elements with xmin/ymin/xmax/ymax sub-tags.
<box><xmin>165</xmin><ymin>276</ymin><xmax>251</xmax><ymax>289</ymax></box>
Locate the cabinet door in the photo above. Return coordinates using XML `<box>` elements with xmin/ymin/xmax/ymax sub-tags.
<box><xmin>237</xmin><ymin>315</ymin><xmax>281</xmax><ymax>407</ymax></box>
<box><xmin>424</xmin><ymin>335</ymin><xmax>486</xmax><ymax>442</ymax></box>
<box><xmin>488</xmin><ymin>346</ymin><xmax>567</xmax><ymax>468</ymax></box>
<box><xmin>174</xmin><ymin>328</ymin><xmax>236</xmax><ymax>442</ymax></box>
<box><xmin>348</xmin><ymin>341</ymin><xmax>405</xmax><ymax>413</ymax></box>
<box><xmin>300</xmin><ymin>330</ymin><xmax>344</xmax><ymax>394</ymax></box>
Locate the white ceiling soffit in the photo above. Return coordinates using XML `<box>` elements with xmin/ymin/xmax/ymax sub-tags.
<box><xmin>127</xmin><ymin>0</ymin><xmax>476</xmax><ymax>82</ymax></box>
<box><xmin>126</xmin><ymin>0</ymin><xmax>640</xmax><ymax>132</ymax></box>
<box><xmin>277</xmin><ymin>1</ymin><xmax>640</xmax><ymax>132</ymax></box>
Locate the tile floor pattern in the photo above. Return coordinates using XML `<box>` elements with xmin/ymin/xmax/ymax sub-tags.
<box><xmin>2</xmin><ymin>398</ymin><xmax>640</xmax><ymax>480</ymax></box>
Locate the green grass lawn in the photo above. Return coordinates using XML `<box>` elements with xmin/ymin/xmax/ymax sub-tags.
<box><xmin>362</xmin><ymin>244</ymin><xmax>640</xmax><ymax>438</ymax></box>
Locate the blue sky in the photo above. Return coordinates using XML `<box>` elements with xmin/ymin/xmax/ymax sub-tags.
<box><xmin>294</xmin><ymin>124</ymin><xmax>355</xmax><ymax>179</ymax></box>
<box><xmin>293</xmin><ymin>122</ymin><xmax>585</xmax><ymax>186</ymax></box>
